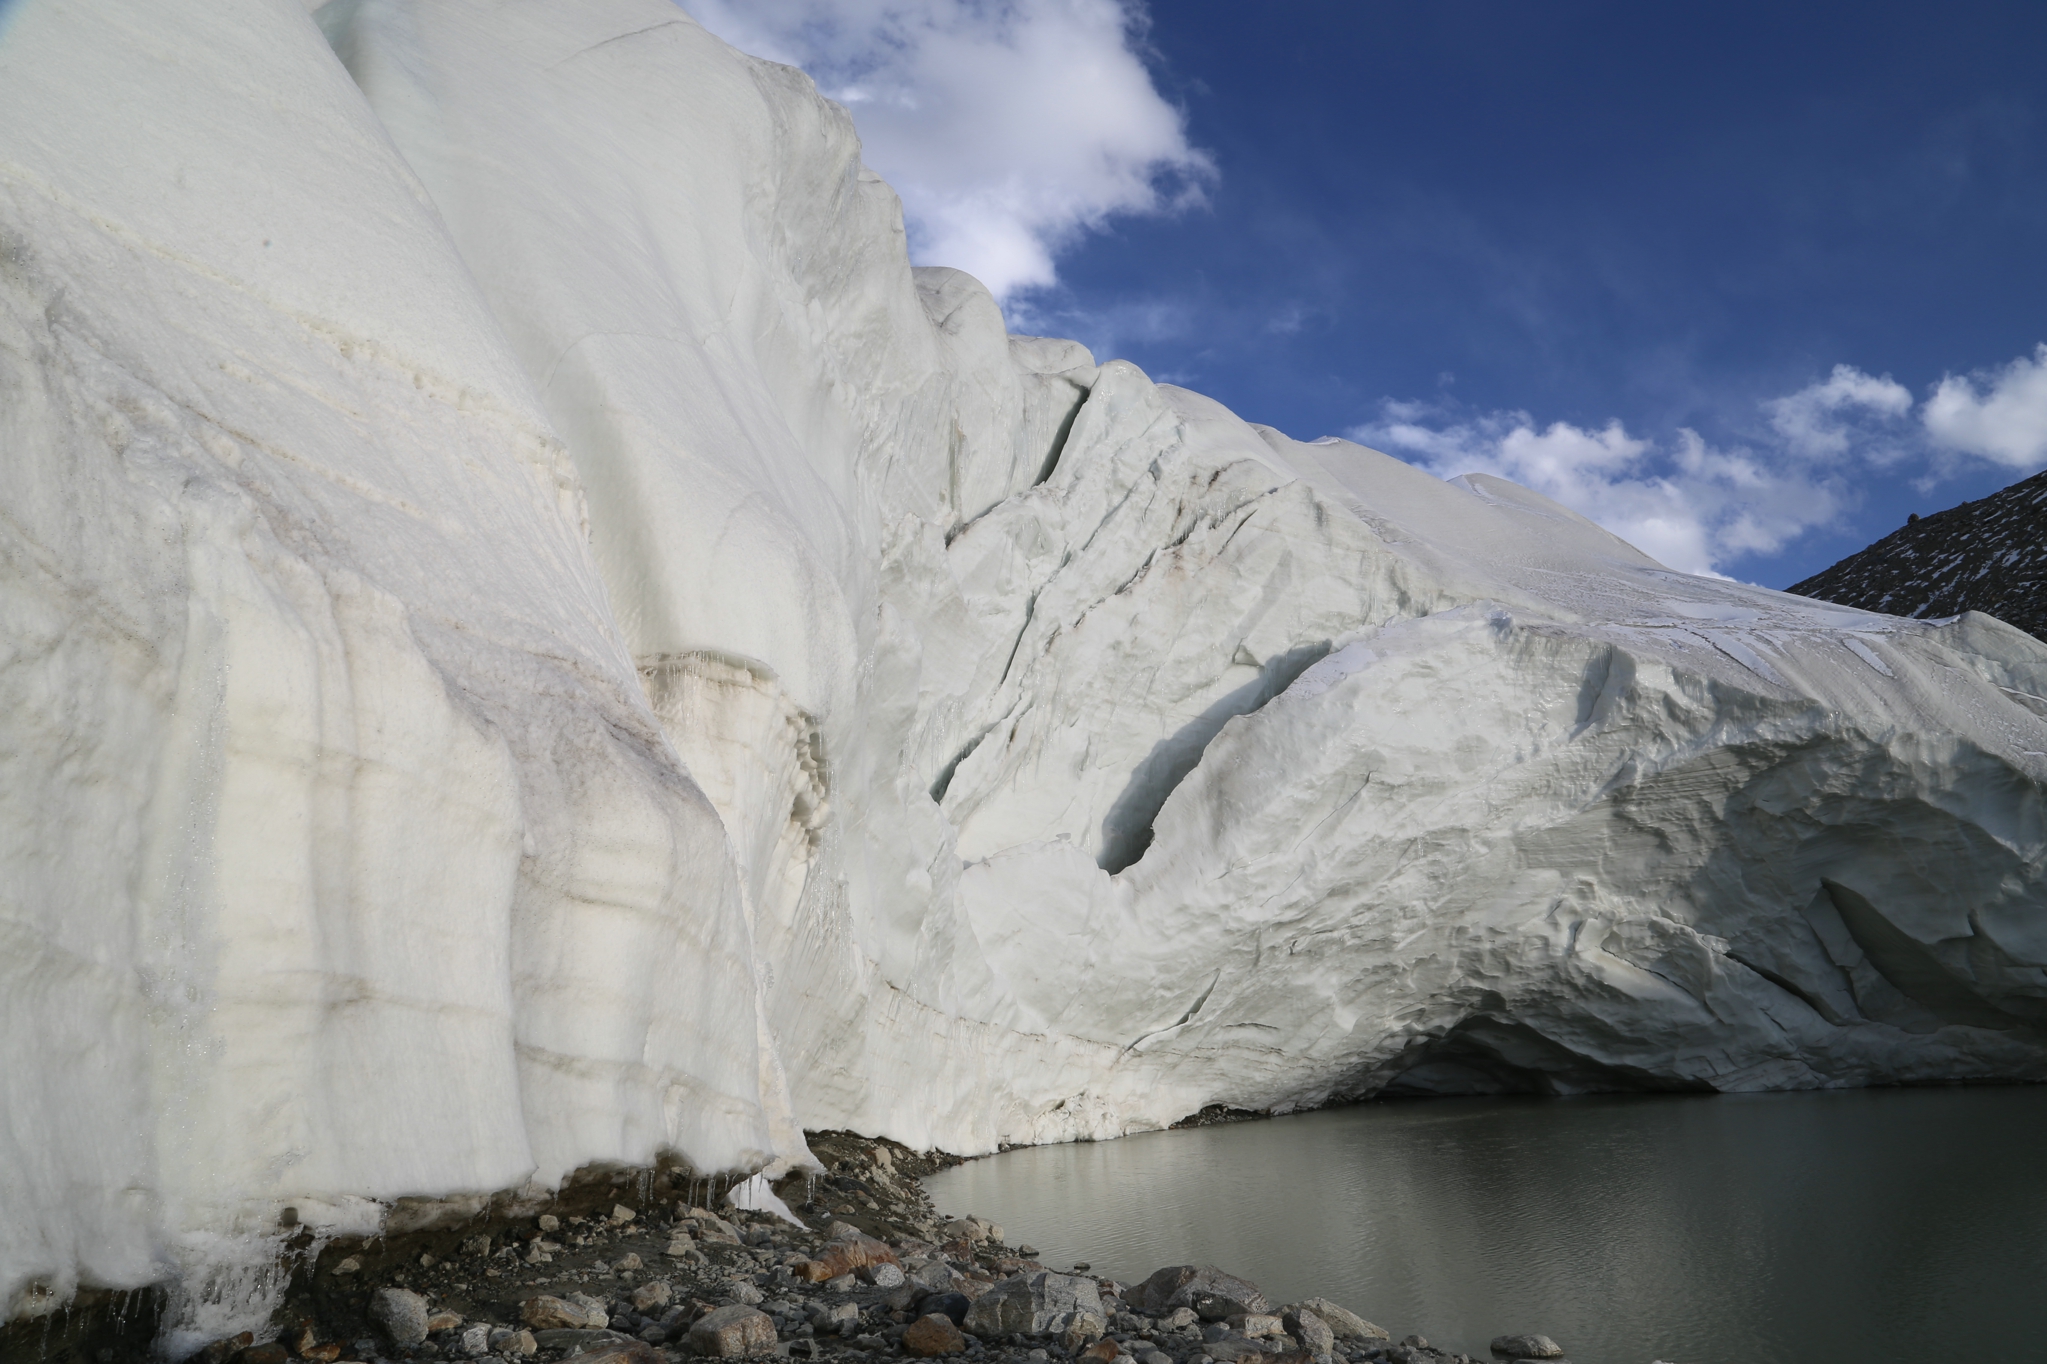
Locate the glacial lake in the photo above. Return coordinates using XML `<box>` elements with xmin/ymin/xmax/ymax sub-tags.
<box><xmin>921</xmin><ymin>1087</ymin><xmax>2047</xmax><ymax>1364</ymax></box>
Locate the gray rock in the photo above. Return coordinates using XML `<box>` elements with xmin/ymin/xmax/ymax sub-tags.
<box><xmin>1129</xmin><ymin>1268</ymin><xmax>1270</xmax><ymax>1316</ymax></box>
<box><xmin>1282</xmin><ymin>1310</ymin><xmax>1334</xmax><ymax>1357</ymax></box>
<box><xmin>456</xmin><ymin>1323</ymin><xmax>491</xmax><ymax>1357</ymax></box>
<box><xmin>920</xmin><ymin>1292</ymin><xmax>973</xmax><ymax>1326</ymax></box>
<box><xmin>965</xmin><ymin>1271</ymin><xmax>1106</xmax><ymax>1339</ymax></box>
<box><xmin>370</xmin><ymin>1287</ymin><xmax>430</xmax><ymax>1346</ymax></box>
<box><xmin>1195</xmin><ymin>1295</ymin><xmax>1260</xmax><ymax>1323</ymax></box>
<box><xmin>633</xmin><ymin>1281</ymin><xmax>673</xmax><ymax>1313</ymax></box>
<box><xmin>863</xmin><ymin>1262</ymin><xmax>908</xmax><ymax>1288</ymax></box>
<box><xmin>806</xmin><ymin>1301</ymin><xmax>861</xmax><ymax>1335</ymax></box>
<box><xmin>533</xmin><ymin>1328</ymin><xmax>630</xmax><ymax>1353</ymax></box>
<box><xmin>1488</xmin><ymin>1337</ymin><xmax>1562</xmax><ymax>1360</ymax></box>
<box><xmin>726</xmin><ymin>1280</ymin><xmax>766</xmax><ymax>1306</ymax></box>
<box><xmin>1289</xmin><ymin>1301</ymin><xmax>1387</xmax><ymax>1344</ymax></box>
<box><xmin>908</xmin><ymin>1260</ymin><xmax>963</xmax><ymax>1294</ymax></box>
<box><xmin>689</xmin><ymin>1305</ymin><xmax>777</xmax><ymax>1358</ymax></box>
<box><xmin>489</xmin><ymin>1328</ymin><xmax>538</xmax><ymax>1357</ymax></box>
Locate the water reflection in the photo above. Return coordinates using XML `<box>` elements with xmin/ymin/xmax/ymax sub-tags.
<box><xmin>921</xmin><ymin>1088</ymin><xmax>2047</xmax><ymax>1364</ymax></box>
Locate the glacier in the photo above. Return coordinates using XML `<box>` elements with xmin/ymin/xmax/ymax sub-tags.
<box><xmin>4</xmin><ymin>0</ymin><xmax>2046</xmax><ymax>1334</ymax></box>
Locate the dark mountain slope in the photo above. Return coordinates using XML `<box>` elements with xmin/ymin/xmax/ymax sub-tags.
<box><xmin>1789</xmin><ymin>468</ymin><xmax>2047</xmax><ymax>643</ymax></box>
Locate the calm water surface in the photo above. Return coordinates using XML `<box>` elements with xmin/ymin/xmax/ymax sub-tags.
<box><xmin>922</xmin><ymin>1088</ymin><xmax>2047</xmax><ymax>1364</ymax></box>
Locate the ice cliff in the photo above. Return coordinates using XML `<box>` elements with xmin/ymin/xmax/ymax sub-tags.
<box><xmin>6</xmin><ymin>0</ymin><xmax>2047</xmax><ymax>1328</ymax></box>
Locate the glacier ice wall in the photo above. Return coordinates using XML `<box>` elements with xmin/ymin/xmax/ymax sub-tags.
<box><xmin>6</xmin><ymin>0</ymin><xmax>2047</xmax><ymax>1325</ymax></box>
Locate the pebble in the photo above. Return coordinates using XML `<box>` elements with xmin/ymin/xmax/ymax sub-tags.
<box><xmin>243</xmin><ymin>1135</ymin><xmax>1554</xmax><ymax>1364</ymax></box>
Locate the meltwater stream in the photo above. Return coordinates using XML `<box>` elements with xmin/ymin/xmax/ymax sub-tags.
<box><xmin>922</xmin><ymin>1088</ymin><xmax>2047</xmax><ymax>1364</ymax></box>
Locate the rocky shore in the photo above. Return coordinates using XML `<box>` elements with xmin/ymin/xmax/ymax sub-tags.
<box><xmin>2</xmin><ymin>1134</ymin><xmax>1586</xmax><ymax>1364</ymax></box>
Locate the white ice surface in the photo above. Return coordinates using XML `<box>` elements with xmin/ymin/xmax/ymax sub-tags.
<box><xmin>5</xmin><ymin>0</ymin><xmax>2047</xmax><ymax>1332</ymax></box>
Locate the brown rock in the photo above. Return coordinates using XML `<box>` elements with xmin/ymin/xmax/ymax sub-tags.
<box><xmin>805</xmin><ymin>1232</ymin><xmax>899</xmax><ymax>1282</ymax></box>
<box><xmin>1078</xmin><ymin>1340</ymin><xmax>1122</xmax><ymax>1364</ymax></box>
<box><xmin>523</xmin><ymin>1294</ymin><xmax>604</xmax><ymax>1330</ymax></box>
<box><xmin>425</xmin><ymin>1310</ymin><xmax>462</xmax><ymax>1332</ymax></box>
<box><xmin>901</xmin><ymin>1314</ymin><xmax>968</xmax><ymax>1358</ymax></box>
<box><xmin>197</xmin><ymin>1332</ymin><xmax>254</xmax><ymax>1364</ymax></box>
<box><xmin>302</xmin><ymin>1348</ymin><xmax>342</xmax><ymax>1364</ymax></box>
<box><xmin>633</xmin><ymin>1280</ymin><xmax>674</xmax><ymax>1312</ymax></box>
<box><xmin>230</xmin><ymin>1344</ymin><xmax>288</xmax><ymax>1364</ymax></box>
<box><xmin>577</xmin><ymin>1345</ymin><xmax>665</xmax><ymax>1364</ymax></box>
<box><xmin>688</xmin><ymin>1304</ymin><xmax>777</xmax><ymax>1357</ymax></box>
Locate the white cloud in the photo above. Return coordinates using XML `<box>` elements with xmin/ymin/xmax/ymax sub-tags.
<box><xmin>1356</xmin><ymin>407</ymin><xmax>1855</xmax><ymax>578</ymax></box>
<box><xmin>1764</xmin><ymin>363</ymin><xmax>1912</xmax><ymax>459</ymax></box>
<box><xmin>682</xmin><ymin>0</ymin><xmax>1212</xmax><ymax>300</ymax></box>
<box><xmin>1922</xmin><ymin>343</ymin><xmax>2047</xmax><ymax>468</ymax></box>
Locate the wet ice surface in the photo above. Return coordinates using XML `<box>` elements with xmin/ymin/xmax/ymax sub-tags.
<box><xmin>923</xmin><ymin>1088</ymin><xmax>2047</xmax><ymax>1364</ymax></box>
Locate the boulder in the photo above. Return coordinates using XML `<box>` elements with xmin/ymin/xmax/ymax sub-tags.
<box><xmin>964</xmin><ymin>1271</ymin><xmax>1106</xmax><ymax>1339</ymax></box>
<box><xmin>1195</xmin><ymin>1295</ymin><xmax>1261</xmax><ymax>1323</ymax></box>
<box><xmin>902</xmin><ymin>1313</ymin><xmax>970</xmax><ymax>1357</ymax></box>
<box><xmin>919</xmin><ymin>1291</ymin><xmax>972</xmax><ymax>1326</ymax></box>
<box><xmin>489</xmin><ymin>1328</ymin><xmax>538</xmax><ymax>1357</ymax></box>
<box><xmin>940</xmin><ymin>1218</ymin><xmax>989</xmax><ymax>1244</ymax></box>
<box><xmin>578</xmin><ymin>1345</ymin><xmax>665</xmax><ymax>1364</ymax></box>
<box><xmin>1129</xmin><ymin>1267</ymin><xmax>1270</xmax><ymax>1315</ymax></box>
<box><xmin>689</xmin><ymin>1305</ymin><xmax>777</xmax><ymax>1358</ymax></box>
<box><xmin>523</xmin><ymin>1294</ymin><xmax>608</xmax><ymax>1331</ymax></box>
<box><xmin>1289</xmin><ymin>1300</ymin><xmax>1387</xmax><ymax>1343</ymax></box>
<box><xmin>370</xmin><ymin>1288</ymin><xmax>429</xmax><ymax>1346</ymax></box>
<box><xmin>633</xmin><ymin>1281</ymin><xmax>674</xmax><ymax>1313</ymax></box>
<box><xmin>1235</xmin><ymin>1314</ymin><xmax>1283</xmax><ymax>1339</ymax></box>
<box><xmin>806</xmin><ymin>1302</ymin><xmax>860</xmax><ymax>1335</ymax></box>
<box><xmin>534</xmin><ymin>1329</ymin><xmax>629</xmax><ymax>1354</ymax></box>
<box><xmin>690</xmin><ymin>1212</ymin><xmax>743</xmax><ymax>1245</ymax></box>
<box><xmin>1281</xmin><ymin>1309</ymin><xmax>1334</xmax><ymax>1357</ymax></box>
<box><xmin>796</xmin><ymin>1233</ymin><xmax>899</xmax><ymax>1282</ymax></box>
<box><xmin>1490</xmin><ymin>1336</ymin><xmax>1564</xmax><ymax>1360</ymax></box>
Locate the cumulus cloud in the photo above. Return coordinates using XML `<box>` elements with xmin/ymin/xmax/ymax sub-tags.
<box><xmin>1358</xmin><ymin>406</ymin><xmax>1855</xmax><ymax>577</ymax></box>
<box><xmin>1922</xmin><ymin>343</ymin><xmax>2047</xmax><ymax>468</ymax></box>
<box><xmin>1765</xmin><ymin>363</ymin><xmax>1912</xmax><ymax>459</ymax></box>
<box><xmin>683</xmin><ymin>0</ymin><xmax>1212</xmax><ymax>300</ymax></box>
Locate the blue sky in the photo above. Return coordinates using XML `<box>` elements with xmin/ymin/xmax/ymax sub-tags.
<box><xmin>686</xmin><ymin>1</ymin><xmax>2047</xmax><ymax>587</ymax></box>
